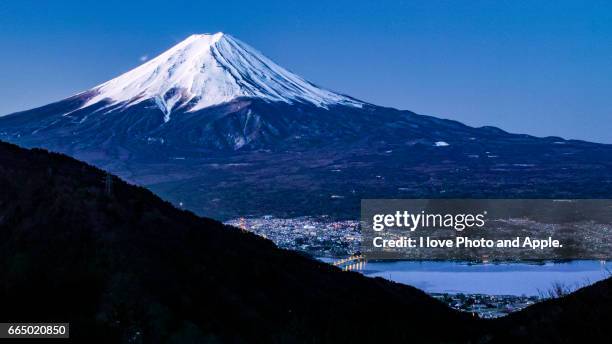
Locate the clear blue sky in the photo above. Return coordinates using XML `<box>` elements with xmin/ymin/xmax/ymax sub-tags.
<box><xmin>1</xmin><ymin>0</ymin><xmax>611</xmax><ymax>143</ymax></box>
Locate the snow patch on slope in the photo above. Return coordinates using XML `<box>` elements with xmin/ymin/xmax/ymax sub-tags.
<box><xmin>81</xmin><ymin>33</ymin><xmax>362</xmax><ymax>117</ymax></box>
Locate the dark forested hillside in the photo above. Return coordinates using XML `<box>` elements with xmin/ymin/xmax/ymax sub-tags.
<box><xmin>484</xmin><ymin>277</ymin><xmax>612</xmax><ymax>343</ymax></box>
<box><xmin>0</xmin><ymin>141</ymin><xmax>478</xmax><ymax>343</ymax></box>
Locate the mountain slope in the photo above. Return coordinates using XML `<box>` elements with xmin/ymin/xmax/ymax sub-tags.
<box><xmin>0</xmin><ymin>140</ymin><xmax>479</xmax><ymax>343</ymax></box>
<box><xmin>1</xmin><ymin>34</ymin><xmax>611</xmax><ymax>219</ymax></box>
<box><xmin>484</xmin><ymin>277</ymin><xmax>612</xmax><ymax>343</ymax></box>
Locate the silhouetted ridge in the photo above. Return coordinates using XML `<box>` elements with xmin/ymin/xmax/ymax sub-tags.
<box><xmin>0</xmin><ymin>140</ymin><xmax>476</xmax><ymax>343</ymax></box>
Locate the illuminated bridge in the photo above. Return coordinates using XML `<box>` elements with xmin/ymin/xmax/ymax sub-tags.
<box><xmin>332</xmin><ymin>254</ymin><xmax>367</xmax><ymax>271</ymax></box>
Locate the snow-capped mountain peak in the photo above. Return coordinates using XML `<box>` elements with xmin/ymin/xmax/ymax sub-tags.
<box><xmin>82</xmin><ymin>32</ymin><xmax>362</xmax><ymax>120</ymax></box>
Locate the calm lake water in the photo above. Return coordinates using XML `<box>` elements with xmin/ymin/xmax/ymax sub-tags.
<box><xmin>320</xmin><ymin>259</ymin><xmax>610</xmax><ymax>296</ymax></box>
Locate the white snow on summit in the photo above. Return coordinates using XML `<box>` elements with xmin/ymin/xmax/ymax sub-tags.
<box><xmin>82</xmin><ymin>33</ymin><xmax>362</xmax><ymax>120</ymax></box>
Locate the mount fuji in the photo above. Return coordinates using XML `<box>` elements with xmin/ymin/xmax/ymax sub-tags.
<box><xmin>1</xmin><ymin>33</ymin><xmax>611</xmax><ymax>219</ymax></box>
<box><xmin>81</xmin><ymin>33</ymin><xmax>362</xmax><ymax>121</ymax></box>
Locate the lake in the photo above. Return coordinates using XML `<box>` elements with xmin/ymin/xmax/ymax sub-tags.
<box><xmin>320</xmin><ymin>259</ymin><xmax>610</xmax><ymax>296</ymax></box>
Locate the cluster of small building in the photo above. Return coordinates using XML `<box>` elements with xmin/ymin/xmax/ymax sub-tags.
<box><xmin>432</xmin><ymin>293</ymin><xmax>539</xmax><ymax>318</ymax></box>
<box><xmin>226</xmin><ymin>216</ymin><xmax>559</xmax><ymax>319</ymax></box>
<box><xmin>225</xmin><ymin>216</ymin><xmax>360</xmax><ymax>256</ymax></box>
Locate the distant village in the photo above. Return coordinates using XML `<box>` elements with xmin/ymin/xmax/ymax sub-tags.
<box><xmin>226</xmin><ymin>216</ymin><xmax>361</xmax><ymax>257</ymax></box>
<box><xmin>431</xmin><ymin>293</ymin><xmax>539</xmax><ymax>318</ymax></box>
<box><xmin>226</xmin><ymin>216</ymin><xmax>545</xmax><ymax>318</ymax></box>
